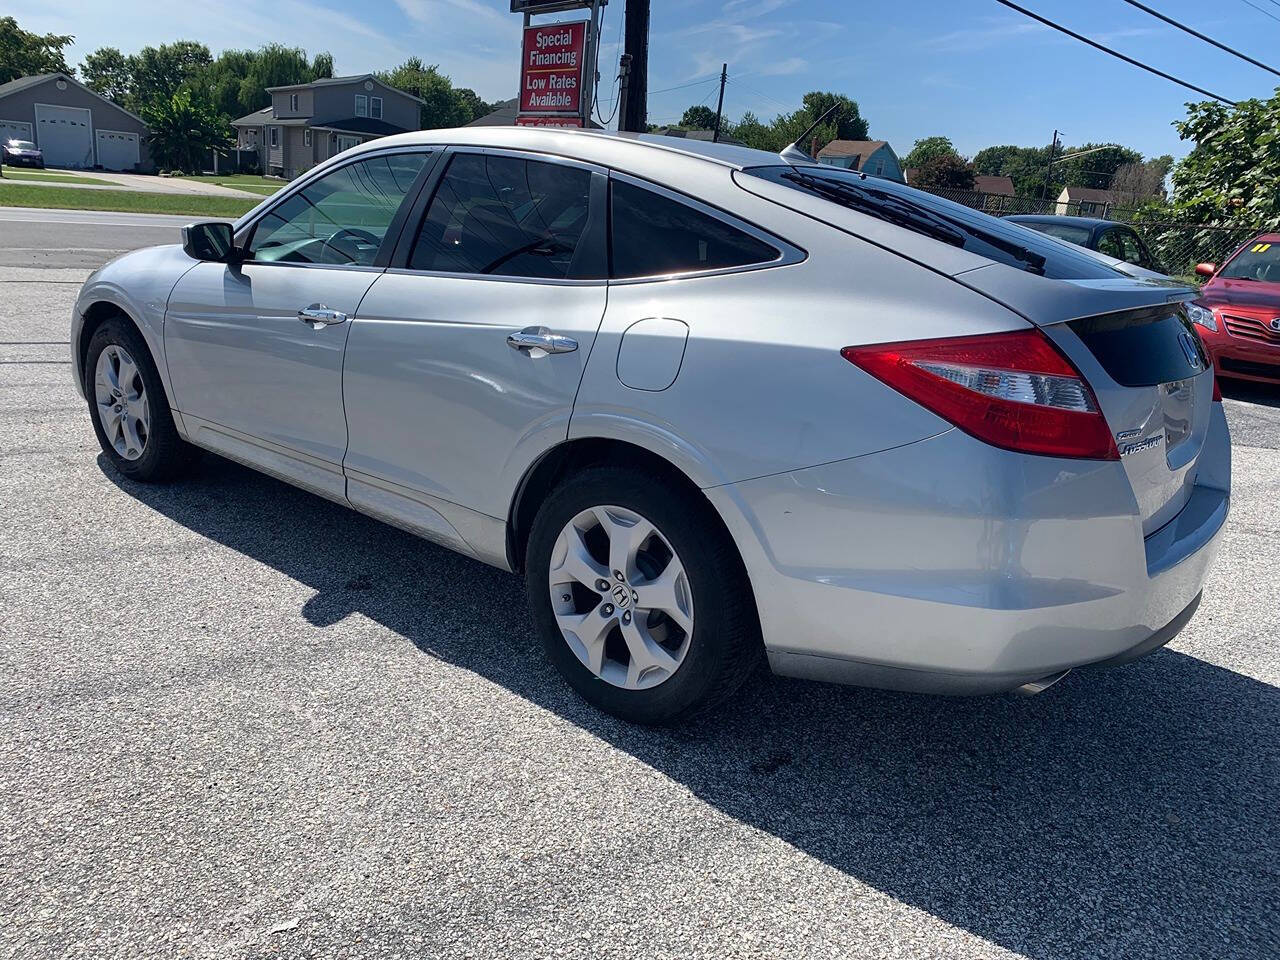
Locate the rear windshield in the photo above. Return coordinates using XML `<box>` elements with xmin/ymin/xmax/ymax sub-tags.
<box><xmin>742</xmin><ymin>164</ymin><xmax>1128</xmax><ymax>280</ymax></box>
<box><xmin>1016</xmin><ymin>220</ymin><xmax>1092</xmax><ymax>245</ymax></box>
<box><xmin>1219</xmin><ymin>240</ymin><xmax>1280</xmax><ymax>283</ymax></box>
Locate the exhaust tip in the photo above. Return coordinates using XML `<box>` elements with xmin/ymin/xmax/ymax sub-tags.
<box><xmin>1013</xmin><ymin>669</ymin><xmax>1070</xmax><ymax>697</ymax></box>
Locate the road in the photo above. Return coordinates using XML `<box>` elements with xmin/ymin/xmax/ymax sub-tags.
<box><xmin>0</xmin><ymin>207</ymin><xmax>205</xmax><ymax>269</ymax></box>
<box><xmin>2</xmin><ymin>210</ymin><xmax>1277</xmax><ymax>960</ymax></box>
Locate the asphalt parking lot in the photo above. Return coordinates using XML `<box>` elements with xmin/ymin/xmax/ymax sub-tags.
<box><xmin>2</xmin><ymin>207</ymin><xmax>1278</xmax><ymax>959</ymax></box>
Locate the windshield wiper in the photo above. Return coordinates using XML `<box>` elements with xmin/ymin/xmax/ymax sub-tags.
<box><xmin>782</xmin><ymin>170</ymin><xmax>1048</xmax><ymax>275</ymax></box>
<box><xmin>780</xmin><ymin>171</ymin><xmax>967</xmax><ymax>248</ymax></box>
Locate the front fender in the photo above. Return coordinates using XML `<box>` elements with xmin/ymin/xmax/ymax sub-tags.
<box><xmin>72</xmin><ymin>244</ymin><xmax>197</xmax><ymax>402</ymax></box>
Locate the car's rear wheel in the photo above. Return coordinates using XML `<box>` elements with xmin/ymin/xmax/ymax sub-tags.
<box><xmin>526</xmin><ymin>465</ymin><xmax>761</xmax><ymax>724</ymax></box>
<box><xmin>85</xmin><ymin>317</ymin><xmax>195</xmax><ymax>482</ymax></box>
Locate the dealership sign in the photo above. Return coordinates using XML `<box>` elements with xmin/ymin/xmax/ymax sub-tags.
<box><xmin>519</xmin><ymin>21</ymin><xmax>586</xmax><ymax>115</ymax></box>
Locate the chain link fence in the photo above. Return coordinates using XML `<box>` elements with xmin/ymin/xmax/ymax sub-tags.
<box><xmin>915</xmin><ymin>185</ymin><xmax>1272</xmax><ymax>283</ymax></box>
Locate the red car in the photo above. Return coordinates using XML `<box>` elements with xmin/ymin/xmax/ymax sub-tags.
<box><xmin>1189</xmin><ymin>234</ymin><xmax>1280</xmax><ymax>385</ymax></box>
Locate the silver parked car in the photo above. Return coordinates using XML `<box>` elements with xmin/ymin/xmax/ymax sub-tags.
<box><xmin>72</xmin><ymin>128</ymin><xmax>1230</xmax><ymax>723</ymax></box>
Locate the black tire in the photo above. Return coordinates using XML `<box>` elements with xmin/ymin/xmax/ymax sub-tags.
<box><xmin>85</xmin><ymin>316</ymin><xmax>195</xmax><ymax>482</ymax></box>
<box><xmin>526</xmin><ymin>465</ymin><xmax>762</xmax><ymax>724</ymax></box>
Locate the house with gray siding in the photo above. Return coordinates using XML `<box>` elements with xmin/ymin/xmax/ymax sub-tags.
<box><xmin>0</xmin><ymin>72</ymin><xmax>150</xmax><ymax>171</ymax></box>
<box><xmin>232</xmin><ymin>74</ymin><xmax>423</xmax><ymax>179</ymax></box>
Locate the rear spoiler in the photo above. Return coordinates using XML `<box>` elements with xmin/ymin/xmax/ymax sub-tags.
<box><xmin>952</xmin><ymin>263</ymin><xmax>1197</xmax><ymax>328</ymax></box>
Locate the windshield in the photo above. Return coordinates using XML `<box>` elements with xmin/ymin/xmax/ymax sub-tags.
<box><xmin>8</xmin><ymin>140</ymin><xmax>36</xmax><ymax>150</ymax></box>
<box><xmin>1219</xmin><ymin>240</ymin><xmax>1280</xmax><ymax>282</ymax></box>
<box><xmin>1016</xmin><ymin>220</ymin><xmax>1093</xmax><ymax>245</ymax></box>
<box><xmin>743</xmin><ymin>164</ymin><xmax>1130</xmax><ymax>280</ymax></box>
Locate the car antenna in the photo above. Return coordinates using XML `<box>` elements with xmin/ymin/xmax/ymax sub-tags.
<box><xmin>779</xmin><ymin>103</ymin><xmax>843</xmax><ymax>164</ymax></box>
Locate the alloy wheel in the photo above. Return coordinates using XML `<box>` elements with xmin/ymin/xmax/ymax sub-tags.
<box><xmin>548</xmin><ymin>505</ymin><xmax>694</xmax><ymax>690</ymax></box>
<box><xmin>94</xmin><ymin>345</ymin><xmax>151</xmax><ymax>461</ymax></box>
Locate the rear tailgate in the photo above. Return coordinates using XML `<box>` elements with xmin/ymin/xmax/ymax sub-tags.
<box><xmin>1044</xmin><ymin>303</ymin><xmax>1214</xmax><ymax>535</ymax></box>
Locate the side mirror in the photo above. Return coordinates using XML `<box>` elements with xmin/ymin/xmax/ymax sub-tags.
<box><xmin>181</xmin><ymin>220</ymin><xmax>239</xmax><ymax>263</ymax></box>
<box><xmin>1194</xmin><ymin>262</ymin><xmax>1217</xmax><ymax>279</ymax></box>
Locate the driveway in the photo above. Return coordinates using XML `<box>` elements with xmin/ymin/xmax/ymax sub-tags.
<box><xmin>3</xmin><ymin>170</ymin><xmax>267</xmax><ymax>199</ymax></box>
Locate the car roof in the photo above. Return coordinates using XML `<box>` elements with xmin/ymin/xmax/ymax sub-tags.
<box><xmin>1006</xmin><ymin>215</ymin><xmax>1121</xmax><ymax>229</ymax></box>
<box><xmin>344</xmin><ymin>125</ymin><xmax>791</xmax><ymax>171</ymax></box>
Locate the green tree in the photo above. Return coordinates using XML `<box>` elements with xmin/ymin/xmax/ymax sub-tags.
<box><xmin>0</xmin><ymin>16</ymin><xmax>74</xmax><ymax>84</ymax></box>
<box><xmin>1056</xmin><ymin>142</ymin><xmax>1142</xmax><ymax>190</ymax></box>
<box><xmin>80</xmin><ymin>47</ymin><xmax>135</xmax><ymax>105</ymax></box>
<box><xmin>726</xmin><ymin>110</ymin><xmax>775</xmax><ymax>151</ymax></box>
<box><xmin>973</xmin><ymin>143</ymin><xmax>1058</xmax><ymax>197</ymax></box>
<box><xmin>131</xmin><ymin>41</ymin><xmax>212</xmax><ymax>112</ymax></box>
<box><xmin>377</xmin><ymin>58</ymin><xmax>472</xmax><ymax>129</ymax></box>
<box><xmin>235</xmin><ymin>44</ymin><xmax>322</xmax><ymax>114</ymax></box>
<box><xmin>455</xmin><ymin>87</ymin><xmax>493</xmax><ymax>123</ymax></box>
<box><xmin>772</xmin><ymin>91</ymin><xmax>869</xmax><ymax>153</ymax></box>
<box><xmin>903</xmin><ymin>136</ymin><xmax>959</xmax><ymax>170</ymax></box>
<box><xmin>311</xmin><ymin>51</ymin><xmax>334</xmax><ymax>80</ymax></box>
<box><xmin>141</xmin><ymin>88</ymin><xmax>229</xmax><ymax>173</ymax></box>
<box><xmin>680</xmin><ymin>104</ymin><xmax>718</xmax><ymax>129</ymax></box>
<box><xmin>1170</xmin><ymin>90</ymin><xmax>1280</xmax><ymax>225</ymax></box>
<box><xmin>910</xmin><ymin>153</ymin><xmax>976</xmax><ymax>191</ymax></box>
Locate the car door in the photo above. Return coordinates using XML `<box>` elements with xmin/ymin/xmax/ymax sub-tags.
<box><xmin>164</xmin><ymin>149</ymin><xmax>435</xmax><ymax>500</ymax></box>
<box><xmin>340</xmin><ymin>148</ymin><xmax>608</xmax><ymax>555</ymax></box>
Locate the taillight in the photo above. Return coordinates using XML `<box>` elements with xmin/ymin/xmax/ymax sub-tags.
<box><xmin>842</xmin><ymin>329</ymin><xmax>1119</xmax><ymax>460</ymax></box>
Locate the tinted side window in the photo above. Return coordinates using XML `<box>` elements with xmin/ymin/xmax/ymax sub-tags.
<box><xmin>409</xmin><ymin>153</ymin><xmax>593</xmax><ymax>279</ymax></box>
<box><xmin>610</xmin><ymin>180</ymin><xmax>779</xmax><ymax>279</ymax></box>
<box><xmin>1095</xmin><ymin>229</ymin><xmax>1125</xmax><ymax>261</ymax></box>
<box><xmin>248</xmin><ymin>153</ymin><xmax>428</xmax><ymax>265</ymax></box>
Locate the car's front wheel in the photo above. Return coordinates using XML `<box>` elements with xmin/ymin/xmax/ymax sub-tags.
<box><xmin>85</xmin><ymin>317</ymin><xmax>194</xmax><ymax>481</ymax></box>
<box><xmin>526</xmin><ymin>466</ymin><xmax>761</xmax><ymax>724</ymax></box>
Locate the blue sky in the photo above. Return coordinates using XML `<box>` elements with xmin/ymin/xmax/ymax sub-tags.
<box><xmin>14</xmin><ymin>0</ymin><xmax>1280</xmax><ymax>160</ymax></box>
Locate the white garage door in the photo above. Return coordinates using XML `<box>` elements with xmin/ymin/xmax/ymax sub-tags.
<box><xmin>0</xmin><ymin>119</ymin><xmax>33</xmax><ymax>142</ymax></box>
<box><xmin>95</xmin><ymin>129</ymin><xmax>140</xmax><ymax>171</ymax></box>
<box><xmin>34</xmin><ymin>104</ymin><xmax>93</xmax><ymax>168</ymax></box>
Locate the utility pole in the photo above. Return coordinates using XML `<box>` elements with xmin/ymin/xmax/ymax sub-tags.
<box><xmin>620</xmin><ymin>0</ymin><xmax>650</xmax><ymax>132</ymax></box>
<box><xmin>712</xmin><ymin>63</ymin><xmax>728</xmax><ymax>143</ymax></box>
<box><xmin>616</xmin><ymin>54</ymin><xmax>632</xmax><ymax>132</ymax></box>
<box><xmin>1042</xmin><ymin>129</ymin><xmax>1061</xmax><ymax>203</ymax></box>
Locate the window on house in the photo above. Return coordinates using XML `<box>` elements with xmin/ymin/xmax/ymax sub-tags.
<box><xmin>371</xmin><ymin>97</ymin><xmax>383</xmax><ymax>120</ymax></box>
<box><xmin>355</xmin><ymin>95</ymin><xmax>368</xmax><ymax>117</ymax></box>
<box><xmin>304</xmin><ymin>128</ymin><xmax>312</xmax><ymax>148</ymax></box>
<box><xmin>290</xmin><ymin>93</ymin><xmax>298</xmax><ymax>112</ymax></box>
<box><xmin>269</xmin><ymin>126</ymin><xmax>278</xmax><ymax>148</ymax></box>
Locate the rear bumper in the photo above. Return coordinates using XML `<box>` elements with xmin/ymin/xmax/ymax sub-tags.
<box><xmin>705</xmin><ymin>404</ymin><xmax>1231</xmax><ymax>695</ymax></box>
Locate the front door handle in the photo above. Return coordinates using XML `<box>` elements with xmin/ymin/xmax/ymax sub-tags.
<box><xmin>298</xmin><ymin>303</ymin><xmax>348</xmax><ymax>327</ymax></box>
<box><xmin>506</xmin><ymin>326</ymin><xmax>578</xmax><ymax>356</ymax></box>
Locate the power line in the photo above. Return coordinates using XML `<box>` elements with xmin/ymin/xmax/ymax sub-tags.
<box><xmin>726</xmin><ymin>76</ymin><xmax>793</xmax><ymax>113</ymax></box>
<box><xmin>994</xmin><ymin>0</ymin><xmax>1237</xmax><ymax>105</ymax></box>
<box><xmin>647</xmin><ymin>75</ymin><xmax>719</xmax><ymax>96</ymax></box>
<box><xmin>1119</xmin><ymin>0</ymin><xmax>1280</xmax><ymax>78</ymax></box>
<box><xmin>1238</xmin><ymin>0</ymin><xmax>1280</xmax><ymax>25</ymax></box>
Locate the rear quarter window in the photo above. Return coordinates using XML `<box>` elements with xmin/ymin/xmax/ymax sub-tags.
<box><xmin>610</xmin><ymin>180</ymin><xmax>780</xmax><ymax>279</ymax></box>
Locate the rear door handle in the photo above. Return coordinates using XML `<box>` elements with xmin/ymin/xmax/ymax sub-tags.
<box><xmin>298</xmin><ymin>303</ymin><xmax>348</xmax><ymax>327</ymax></box>
<box><xmin>506</xmin><ymin>326</ymin><xmax>578</xmax><ymax>356</ymax></box>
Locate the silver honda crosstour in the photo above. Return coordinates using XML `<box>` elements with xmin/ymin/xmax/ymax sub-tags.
<box><xmin>71</xmin><ymin>128</ymin><xmax>1230</xmax><ymax>723</ymax></box>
